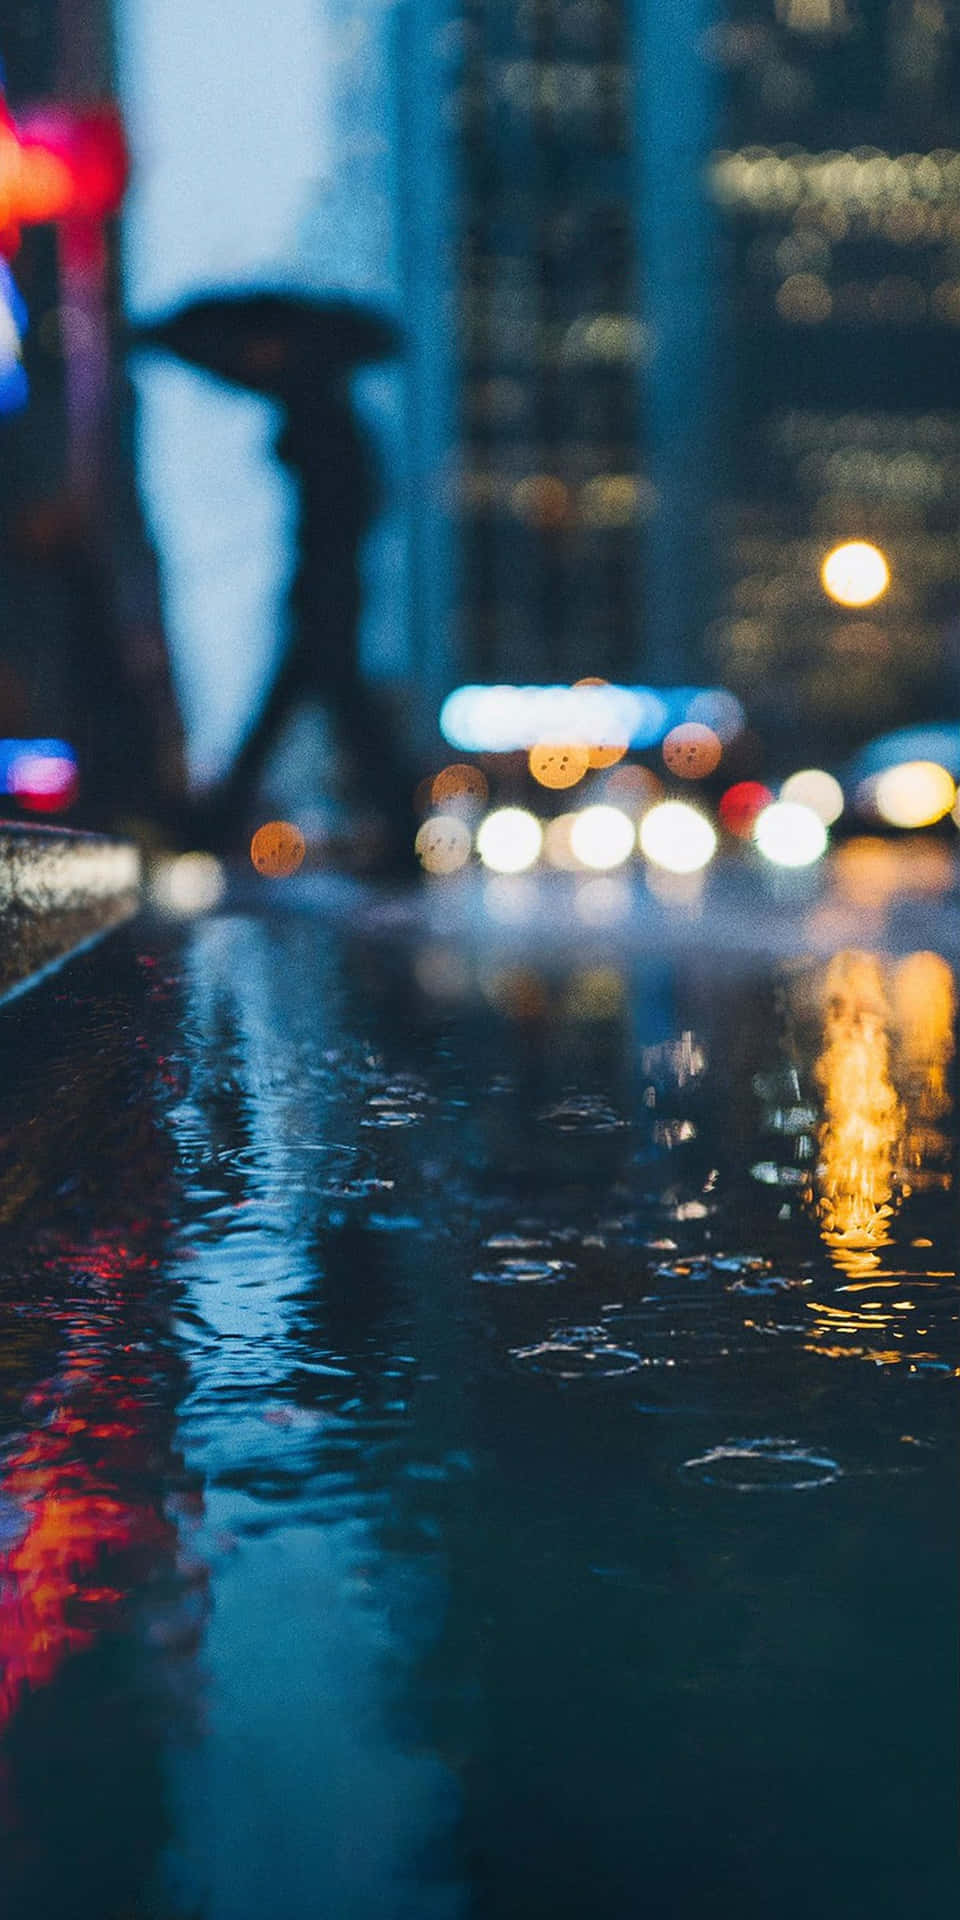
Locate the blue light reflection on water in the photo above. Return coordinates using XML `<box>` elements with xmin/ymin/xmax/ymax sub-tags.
<box><xmin>0</xmin><ymin>913</ymin><xmax>956</xmax><ymax>1919</ymax></box>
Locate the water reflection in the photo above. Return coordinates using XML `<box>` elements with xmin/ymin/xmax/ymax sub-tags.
<box><xmin>755</xmin><ymin>944</ymin><xmax>960</xmax><ymax>1370</ymax></box>
<box><xmin>0</xmin><ymin>919</ymin><xmax>956</xmax><ymax>1916</ymax></box>
<box><xmin>0</xmin><ymin>948</ymin><xmax>203</xmax><ymax>1919</ymax></box>
<box><xmin>813</xmin><ymin>950</ymin><xmax>903</xmax><ymax>1275</ymax></box>
<box><xmin>891</xmin><ymin>949</ymin><xmax>955</xmax><ymax>1191</ymax></box>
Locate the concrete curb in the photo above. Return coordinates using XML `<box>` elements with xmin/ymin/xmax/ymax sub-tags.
<box><xmin>0</xmin><ymin>824</ymin><xmax>141</xmax><ymax>1002</ymax></box>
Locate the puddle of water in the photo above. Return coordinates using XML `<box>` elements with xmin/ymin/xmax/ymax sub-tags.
<box><xmin>0</xmin><ymin>921</ymin><xmax>955</xmax><ymax>1918</ymax></box>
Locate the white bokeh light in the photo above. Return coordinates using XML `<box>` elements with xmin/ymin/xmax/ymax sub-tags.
<box><xmin>753</xmin><ymin>801</ymin><xmax>828</xmax><ymax>868</ymax></box>
<box><xmin>569</xmin><ymin>805</ymin><xmax>635</xmax><ymax>870</ymax></box>
<box><xmin>780</xmin><ymin>768</ymin><xmax>844</xmax><ymax>826</ymax></box>
<box><xmin>150</xmin><ymin>851</ymin><xmax>227</xmax><ymax>915</ymax></box>
<box><xmin>874</xmin><ymin>760</ymin><xmax>955</xmax><ymax>828</ymax></box>
<box><xmin>820</xmin><ymin>541</ymin><xmax>889</xmax><ymax>608</ymax></box>
<box><xmin>476</xmin><ymin>807</ymin><xmax>543</xmax><ymax>874</ymax></box>
<box><xmin>639</xmin><ymin>801</ymin><xmax>716</xmax><ymax>874</ymax></box>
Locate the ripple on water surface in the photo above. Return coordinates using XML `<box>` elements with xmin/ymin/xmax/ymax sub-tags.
<box><xmin>472</xmin><ymin>1256</ymin><xmax>577</xmax><ymax>1286</ymax></box>
<box><xmin>537</xmin><ymin>1097</ymin><xmax>626</xmax><ymax>1132</ymax></box>
<box><xmin>682</xmin><ymin>1438</ymin><xmax>842</xmax><ymax>1491</ymax></box>
<box><xmin>511</xmin><ymin>1324</ymin><xmax>643</xmax><ymax>1378</ymax></box>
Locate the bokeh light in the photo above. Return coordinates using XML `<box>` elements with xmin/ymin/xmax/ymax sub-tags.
<box><xmin>542</xmin><ymin>813</ymin><xmax>582</xmax><ymax>870</ymax></box>
<box><xmin>833</xmin><ymin>837</ymin><xmax>953</xmax><ymax>908</ymax></box>
<box><xmin>587</xmin><ymin>743</ymin><xmax>628</xmax><ymax>770</ymax></box>
<box><xmin>662</xmin><ymin>722</ymin><xmax>723</xmax><ymax>780</ymax></box>
<box><xmin>603</xmin><ymin>764</ymin><xmax>662</xmax><ymax>814</ymax></box>
<box><xmin>476</xmin><ymin>807</ymin><xmax>543</xmax><ymax>874</ymax></box>
<box><xmin>684</xmin><ymin>689</ymin><xmax>746</xmax><ymax>744</ymax></box>
<box><xmin>780</xmin><ymin>767</ymin><xmax>844</xmax><ymax>825</ymax></box>
<box><xmin>719</xmin><ymin>781</ymin><xmax>773</xmax><ymax>837</ymax></box>
<box><xmin>510</xmin><ymin>474</ymin><xmax>570</xmax><ymax>529</ymax></box>
<box><xmin>565</xmin><ymin>967</ymin><xmax>625</xmax><ymax>1020</ymax></box>
<box><xmin>249</xmin><ymin>820</ymin><xmax>306</xmax><ymax>878</ymax></box>
<box><xmin>413</xmin><ymin>775</ymin><xmax>437</xmax><ymax>818</ymax></box>
<box><xmin>873</xmin><ymin>760</ymin><xmax>955</xmax><ymax>828</ymax></box>
<box><xmin>441</xmin><ymin>684</ymin><xmax>682</xmax><ymax>753</ymax></box>
<box><xmin>573</xmin><ymin>877</ymin><xmax>631</xmax><ymax>923</ymax></box>
<box><xmin>415</xmin><ymin>813</ymin><xmax>472</xmax><ymax>875</ymax></box>
<box><xmin>483</xmin><ymin>875</ymin><xmax>539</xmax><ymax>922</ymax></box>
<box><xmin>413</xmin><ymin>945</ymin><xmax>471</xmax><ymax>1001</ymax></box>
<box><xmin>569</xmin><ymin>805</ymin><xmax>635</xmax><ymax>870</ymax></box>
<box><xmin>151</xmin><ymin>852</ymin><xmax>226</xmax><ymax>916</ymax></box>
<box><xmin>8</xmin><ymin>747</ymin><xmax>78</xmax><ymax>811</ymax></box>
<box><xmin>480</xmin><ymin>964</ymin><xmax>548</xmax><ymax>1018</ymax></box>
<box><xmin>528</xmin><ymin>743</ymin><xmax>590</xmax><ymax>789</ymax></box>
<box><xmin>0</xmin><ymin>263</ymin><xmax>28</xmax><ymax>414</ymax></box>
<box><xmin>431</xmin><ymin>763</ymin><xmax>489</xmax><ymax>811</ymax></box>
<box><xmin>645</xmin><ymin>865</ymin><xmax>707</xmax><ymax>909</ymax></box>
<box><xmin>572</xmin><ymin>678</ymin><xmax>628</xmax><ymax>768</ymax></box>
<box><xmin>753</xmin><ymin>801</ymin><xmax>828</xmax><ymax>867</ymax></box>
<box><xmin>820</xmin><ymin>540</ymin><xmax>890</xmax><ymax>607</ymax></box>
<box><xmin>639</xmin><ymin>801</ymin><xmax>717</xmax><ymax>873</ymax></box>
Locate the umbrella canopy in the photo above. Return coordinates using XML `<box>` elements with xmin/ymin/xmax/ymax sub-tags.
<box><xmin>126</xmin><ymin>291</ymin><xmax>400</xmax><ymax>398</ymax></box>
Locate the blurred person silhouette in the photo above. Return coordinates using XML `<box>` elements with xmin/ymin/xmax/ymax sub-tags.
<box><xmin>128</xmin><ymin>293</ymin><xmax>417</xmax><ymax>869</ymax></box>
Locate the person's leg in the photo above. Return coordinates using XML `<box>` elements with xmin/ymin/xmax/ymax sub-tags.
<box><xmin>186</xmin><ymin>641</ymin><xmax>313</xmax><ymax>849</ymax></box>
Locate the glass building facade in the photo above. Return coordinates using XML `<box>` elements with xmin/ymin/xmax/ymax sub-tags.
<box><xmin>400</xmin><ymin>0</ymin><xmax>723</xmax><ymax>700</ymax></box>
<box><xmin>706</xmin><ymin>0</ymin><xmax>960</xmax><ymax>761</ymax></box>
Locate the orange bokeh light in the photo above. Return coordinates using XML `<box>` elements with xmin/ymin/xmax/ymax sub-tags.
<box><xmin>431</xmin><ymin>762</ymin><xmax>489</xmax><ymax>809</ymax></box>
<box><xmin>662</xmin><ymin>723</ymin><xmax>723</xmax><ymax>781</ymax></box>
<box><xmin>250</xmin><ymin>820</ymin><xmax>306</xmax><ymax>878</ymax></box>
<box><xmin>528</xmin><ymin>743</ymin><xmax>590</xmax><ymax>789</ymax></box>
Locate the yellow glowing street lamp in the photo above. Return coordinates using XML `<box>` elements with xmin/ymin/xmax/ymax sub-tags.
<box><xmin>820</xmin><ymin>541</ymin><xmax>890</xmax><ymax>608</ymax></box>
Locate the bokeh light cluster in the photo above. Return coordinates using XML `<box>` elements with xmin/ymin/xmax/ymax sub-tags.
<box><xmin>0</xmin><ymin>737</ymin><xmax>78</xmax><ymax>812</ymax></box>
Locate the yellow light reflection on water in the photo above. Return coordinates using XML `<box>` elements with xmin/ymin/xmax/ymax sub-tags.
<box><xmin>820</xmin><ymin>540</ymin><xmax>890</xmax><ymax>607</ymax></box>
<box><xmin>874</xmin><ymin>760</ymin><xmax>955</xmax><ymax>828</ymax></box>
<box><xmin>891</xmin><ymin>952</ymin><xmax>955</xmax><ymax>1192</ymax></box>
<box><xmin>814</xmin><ymin>951</ymin><xmax>902</xmax><ymax>1275</ymax></box>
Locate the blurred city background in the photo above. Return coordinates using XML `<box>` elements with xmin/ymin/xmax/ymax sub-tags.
<box><xmin>3</xmin><ymin>14</ymin><xmax>960</xmax><ymax>1914</ymax></box>
<box><xmin>3</xmin><ymin>0</ymin><xmax>960</xmax><ymax>878</ymax></box>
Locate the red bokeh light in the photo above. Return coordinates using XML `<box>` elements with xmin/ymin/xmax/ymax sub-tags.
<box><xmin>11</xmin><ymin>752</ymin><xmax>78</xmax><ymax>813</ymax></box>
<box><xmin>719</xmin><ymin>781</ymin><xmax>773</xmax><ymax>839</ymax></box>
<box><xmin>16</xmin><ymin>106</ymin><xmax>128</xmax><ymax>223</ymax></box>
<box><xmin>0</xmin><ymin>99</ymin><xmax>128</xmax><ymax>256</ymax></box>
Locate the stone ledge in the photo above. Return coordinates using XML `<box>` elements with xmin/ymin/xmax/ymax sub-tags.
<box><xmin>0</xmin><ymin>825</ymin><xmax>141</xmax><ymax>1002</ymax></box>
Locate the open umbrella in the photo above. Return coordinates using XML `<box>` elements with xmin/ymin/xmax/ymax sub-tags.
<box><xmin>126</xmin><ymin>291</ymin><xmax>399</xmax><ymax>398</ymax></box>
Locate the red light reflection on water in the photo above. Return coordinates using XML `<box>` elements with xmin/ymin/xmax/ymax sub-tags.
<box><xmin>0</xmin><ymin>1232</ymin><xmax>198</xmax><ymax>1740</ymax></box>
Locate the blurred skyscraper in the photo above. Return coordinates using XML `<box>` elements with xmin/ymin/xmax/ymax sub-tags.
<box><xmin>9</xmin><ymin>0</ymin><xmax>960</xmax><ymax>798</ymax></box>
<box><xmin>705</xmin><ymin>0</ymin><xmax>960</xmax><ymax>759</ymax></box>
<box><xmin>395</xmin><ymin>0</ymin><xmax>724</xmax><ymax>700</ymax></box>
